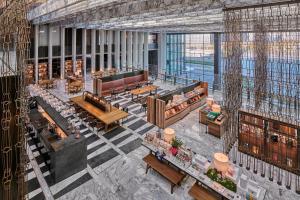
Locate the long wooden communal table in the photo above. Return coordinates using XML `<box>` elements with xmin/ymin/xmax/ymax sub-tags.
<box><xmin>70</xmin><ymin>96</ymin><xmax>128</xmax><ymax>132</ymax></box>
<box><xmin>130</xmin><ymin>85</ymin><xmax>159</xmax><ymax>101</ymax></box>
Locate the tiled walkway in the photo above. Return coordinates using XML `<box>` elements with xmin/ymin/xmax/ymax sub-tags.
<box><xmin>25</xmin><ymin>83</ymin><xmax>175</xmax><ymax>200</ymax></box>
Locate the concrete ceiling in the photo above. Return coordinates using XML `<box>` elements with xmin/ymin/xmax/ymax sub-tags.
<box><xmin>28</xmin><ymin>0</ymin><xmax>293</xmax><ymax>32</ymax></box>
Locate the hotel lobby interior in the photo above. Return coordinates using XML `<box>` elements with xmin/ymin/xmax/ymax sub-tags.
<box><xmin>1</xmin><ymin>1</ymin><xmax>300</xmax><ymax>200</ymax></box>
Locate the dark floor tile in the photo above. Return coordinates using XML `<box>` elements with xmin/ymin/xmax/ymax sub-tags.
<box><xmin>103</xmin><ymin>126</ymin><xmax>126</xmax><ymax>140</ymax></box>
<box><xmin>27</xmin><ymin>178</ymin><xmax>40</xmax><ymax>193</ymax></box>
<box><xmin>132</xmin><ymin>108</ymin><xmax>144</xmax><ymax>115</ymax></box>
<box><xmin>119</xmin><ymin>138</ymin><xmax>142</xmax><ymax>154</ymax></box>
<box><xmin>44</xmin><ymin>174</ymin><xmax>55</xmax><ymax>186</ymax></box>
<box><xmin>85</xmin><ymin>134</ymin><xmax>100</xmax><ymax>146</ymax></box>
<box><xmin>81</xmin><ymin>129</ymin><xmax>91</xmax><ymax>136</ymax></box>
<box><xmin>30</xmin><ymin>191</ymin><xmax>45</xmax><ymax>200</ymax></box>
<box><xmin>128</xmin><ymin>119</ymin><xmax>147</xmax><ymax>131</ymax></box>
<box><xmin>122</xmin><ymin>116</ymin><xmax>137</xmax><ymax>124</ymax></box>
<box><xmin>112</xmin><ymin>133</ymin><xmax>133</xmax><ymax>145</ymax></box>
<box><xmin>79</xmin><ymin>124</ymin><xmax>87</xmax><ymax>130</ymax></box>
<box><xmin>88</xmin><ymin>148</ymin><xmax>119</xmax><ymax>169</ymax></box>
<box><xmin>53</xmin><ymin>173</ymin><xmax>92</xmax><ymax>199</ymax></box>
<box><xmin>87</xmin><ymin>142</ymin><xmax>106</xmax><ymax>155</ymax></box>
<box><xmin>40</xmin><ymin>165</ymin><xmax>49</xmax><ymax>173</ymax></box>
<box><xmin>138</xmin><ymin>125</ymin><xmax>156</xmax><ymax>135</ymax></box>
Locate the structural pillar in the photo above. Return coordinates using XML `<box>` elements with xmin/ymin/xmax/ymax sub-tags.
<box><xmin>82</xmin><ymin>29</ymin><xmax>87</xmax><ymax>84</ymax></box>
<box><xmin>115</xmin><ymin>30</ymin><xmax>120</xmax><ymax>71</ymax></box>
<box><xmin>91</xmin><ymin>29</ymin><xmax>96</xmax><ymax>73</ymax></box>
<box><xmin>138</xmin><ymin>32</ymin><xmax>144</xmax><ymax>69</ymax></box>
<box><xmin>144</xmin><ymin>32</ymin><xmax>149</xmax><ymax>70</ymax></box>
<box><xmin>60</xmin><ymin>27</ymin><xmax>65</xmax><ymax>79</ymax></box>
<box><xmin>99</xmin><ymin>30</ymin><xmax>105</xmax><ymax>71</ymax></box>
<box><xmin>72</xmin><ymin>28</ymin><xmax>77</xmax><ymax>72</ymax></box>
<box><xmin>34</xmin><ymin>25</ymin><xmax>39</xmax><ymax>83</ymax></box>
<box><xmin>121</xmin><ymin>31</ymin><xmax>127</xmax><ymax>71</ymax></box>
<box><xmin>132</xmin><ymin>32</ymin><xmax>138</xmax><ymax>70</ymax></box>
<box><xmin>213</xmin><ymin>32</ymin><xmax>221</xmax><ymax>90</ymax></box>
<box><xmin>158</xmin><ymin>32</ymin><xmax>166</xmax><ymax>76</ymax></box>
<box><xmin>107</xmin><ymin>30</ymin><xmax>112</xmax><ymax>70</ymax></box>
<box><xmin>127</xmin><ymin>31</ymin><xmax>132</xmax><ymax>71</ymax></box>
<box><xmin>48</xmin><ymin>25</ymin><xmax>53</xmax><ymax>79</ymax></box>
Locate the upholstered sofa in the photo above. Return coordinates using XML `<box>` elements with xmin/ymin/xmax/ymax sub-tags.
<box><xmin>93</xmin><ymin>70</ymin><xmax>149</xmax><ymax>96</ymax></box>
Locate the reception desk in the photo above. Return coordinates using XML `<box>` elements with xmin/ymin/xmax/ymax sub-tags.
<box><xmin>29</xmin><ymin>97</ymin><xmax>87</xmax><ymax>183</ymax></box>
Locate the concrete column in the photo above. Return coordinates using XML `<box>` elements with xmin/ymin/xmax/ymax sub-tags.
<box><xmin>213</xmin><ymin>32</ymin><xmax>221</xmax><ymax>90</ymax></box>
<box><xmin>82</xmin><ymin>29</ymin><xmax>87</xmax><ymax>84</ymax></box>
<box><xmin>114</xmin><ymin>30</ymin><xmax>120</xmax><ymax>71</ymax></box>
<box><xmin>127</xmin><ymin>31</ymin><xmax>132</xmax><ymax>70</ymax></box>
<box><xmin>34</xmin><ymin>25</ymin><xmax>39</xmax><ymax>83</ymax></box>
<box><xmin>91</xmin><ymin>29</ymin><xmax>96</xmax><ymax>73</ymax></box>
<box><xmin>99</xmin><ymin>30</ymin><xmax>105</xmax><ymax>71</ymax></box>
<box><xmin>138</xmin><ymin>32</ymin><xmax>144</xmax><ymax>69</ymax></box>
<box><xmin>144</xmin><ymin>32</ymin><xmax>149</xmax><ymax>70</ymax></box>
<box><xmin>48</xmin><ymin>25</ymin><xmax>53</xmax><ymax>79</ymax></box>
<box><xmin>60</xmin><ymin>27</ymin><xmax>65</xmax><ymax>79</ymax></box>
<box><xmin>158</xmin><ymin>32</ymin><xmax>166</xmax><ymax>75</ymax></box>
<box><xmin>121</xmin><ymin>31</ymin><xmax>127</xmax><ymax>71</ymax></box>
<box><xmin>132</xmin><ymin>32</ymin><xmax>138</xmax><ymax>70</ymax></box>
<box><xmin>72</xmin><ymin>28</ymin><xmax>77</xmax><ymax>72</ymax></box>
<box><xmin>107</xmin><ymin>30</ymin><xmax>112</xmax><ymax>69</ymax></box>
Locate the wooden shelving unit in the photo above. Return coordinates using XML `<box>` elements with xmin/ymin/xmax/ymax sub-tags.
<box><xmin>64</xmin><ymin>60</ymin><xmax>73</xmax><ymax>77</ymax></box>
<box><xmin>25</xmin><ymin>64</ymin><xmax>34</xmax><ymax>85</ymax></box>
<box><xmin>147</xmin><ymin>81</ymin><xmax>208</xmax><ymax>128</ymax></box>
<box><xmin>238</xmin><ymin>110</ymin><xmax>300</xmax><ymax>175</ymax></box>
<box><xmin>38</xmin><ymin>63</ymin><xmax>48</xmax><ymax>80</ymax></box>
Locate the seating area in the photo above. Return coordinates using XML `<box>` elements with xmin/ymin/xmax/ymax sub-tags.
<box><xmin>143</xmin><ymin>153</ymin><xmax>186</xmax><ymax>194</ymax></box>
<box><xmin>93</xmin><ymin>70</ymin><xmax>149</xmax><ymax>96</ymax></box>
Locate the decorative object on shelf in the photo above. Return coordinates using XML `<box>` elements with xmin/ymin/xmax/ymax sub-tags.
<box><xmin>212</xmin><ymin>104</ymin><xmax>221</xmax><ymax>113</ymax></box>
<box><xmin>163</xmin><ymin>128</ymin><xmax>175</xmax><ymax>143</ymax></box>
<box><xmin>213</xmin><ymin>153</ymin><xmax>229</xmax><ymax>173</ymax></box>
<box><xmin>206</xmin><ymin>97</ymin><xmax>214</xmax><ymax>107</ymax></box>
<box><xmin>170</xmin><ymin>137</ymin><xmax>183</xmax><ymax>156</ymax></box>
<box><xmin>206</xmin><ymin>168</ymin><xmax>237</xmax><ymax>192</ymax></box>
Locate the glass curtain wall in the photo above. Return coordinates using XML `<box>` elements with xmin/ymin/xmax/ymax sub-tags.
<box><xmin>166</xmin><ymin>33</ymin><xmax>214</xmax><ymax>86</ymax></box>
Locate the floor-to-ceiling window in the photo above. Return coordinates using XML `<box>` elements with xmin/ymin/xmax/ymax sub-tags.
<box><xmin>166</xmin><ymin>33</ymin><xmax>214</xmax><ymax>86</ymax></box>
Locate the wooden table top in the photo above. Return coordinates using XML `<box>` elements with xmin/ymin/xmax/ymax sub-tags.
<box><xmin>143</xmin><ymin>153</ymin><xmax>185</xmax><ymax>184</ymax></box>
<box><xmin>70</xmin><ymin>96</ymin><xmax>128</xmax><ymax>125</ymax></box>
<box><xmin>130</xmin><ymin>85</ymin><xmax>159</xmax><ymax>96</ymax></box>
<box><xmin>188</xmin><ymin>183</ymin><xmax>221</xmax><ymax>200</ymax></box>
<box><xmin>69</xmin><ymin>81</ymin><xmax>82</xmax><ymax>87</ymax></box>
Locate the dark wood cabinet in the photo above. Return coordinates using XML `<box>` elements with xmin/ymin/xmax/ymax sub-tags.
<box><xmin>238</xmin><ymin>110</ymin><xmax>299</xmax><ymax>175</ymax></box>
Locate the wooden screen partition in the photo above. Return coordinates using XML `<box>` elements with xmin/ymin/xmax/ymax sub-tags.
<box><xmin>147</xmin><ymin>96</ymin><xmax>156</xmax><ymax>124</ymax></box>
<box><xmin>93</xmin><ymin>70</ymin><xmax>149</xmax><ymax>96</ymax></box>
<box><xmin>148</xmin><ymin>81</ymin><xmax>208</xmax><ymax>129</ymax></box>
<box><xmin>238</xmin><ymin>109</ymin><xmax>300</xmax><ymax>175</ymax></box>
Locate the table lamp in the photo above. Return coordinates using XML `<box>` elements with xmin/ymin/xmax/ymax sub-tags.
<box><xmin>213</xmin><ymin>152</ymin><xmax>229</xmax><ymax>173</ymax></box>
<box><xmin>206</xmin><ymin>97</ymin><xmax>214</xmax><ymax>107</ymax></box>
<box><xmin>212</xmin><ymin>104</ymin><xmax>221</xmax><ymax>113</ymax></box>
<box><xmin>163</xmin><ymin>128</ymin><xmax>175</xmax><ymax>143</ymax></box>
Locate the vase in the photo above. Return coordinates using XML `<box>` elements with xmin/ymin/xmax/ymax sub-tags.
<box><xmin>170</xmin><ymin>147</ymin><xmax>178</xmax><ymax>156</ymax></box>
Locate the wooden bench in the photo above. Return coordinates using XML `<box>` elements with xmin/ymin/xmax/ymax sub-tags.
<box><xmin>188</xmin><ymin>182</ymin><xmax>222</xmax><ymax>200</ymax></box>
<box><xmin>143</xmin><ymin>153</ymin><xmax>185</xmax><ymax>194</ymax></box>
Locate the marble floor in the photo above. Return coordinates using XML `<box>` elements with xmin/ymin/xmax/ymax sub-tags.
<box><xmin>25</xmin><ymin>76</ymin><xmax>300</xmax><ymax>200</ymax></box>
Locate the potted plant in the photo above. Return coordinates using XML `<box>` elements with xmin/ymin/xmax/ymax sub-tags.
<box><xmin>170</xmin><ymin>137</ymin><xmax>183</xmax><ymax>156</ymax></box>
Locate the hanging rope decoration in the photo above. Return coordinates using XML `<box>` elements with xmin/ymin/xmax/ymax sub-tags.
<box><xmin>222</xmin><ymin>1</ymin><xmax>300</xmax><ymax>153</ymax></box>
<box><xmin>0</xmin><ymin>1</ymin><xmax>31</xmax><ymax>200</ymax></box>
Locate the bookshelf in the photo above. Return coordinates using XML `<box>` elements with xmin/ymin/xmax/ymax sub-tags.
<box><xmin>25</xmin><ymin>64</ymin><xmax>34</xmax><ymax>85</ymax></box>
<box><xmin>238</xmin><ymin>110</ymin><xmax>299</xmax><ymax>175</ymax></box>
<box><xmin>64</xmin><ymin>60</ymin><xmax>73</xmax><ymax>77</ymax></box>
<box><xmin>38</xmin><ymin>63</ymin><xmax>48</xmax><ymax>80</ymax></box>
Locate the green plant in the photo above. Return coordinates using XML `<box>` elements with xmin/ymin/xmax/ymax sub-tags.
<box><xmin>171</xmin><ymin>137</ymin><xmax>183</xmax><ymax>148</ymax></box>
<box><xmin>206</xmin><ymin>168</ymin><xmax>237</xmax><ymax>192</ymax></box>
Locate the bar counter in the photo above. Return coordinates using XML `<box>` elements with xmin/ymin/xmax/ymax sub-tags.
<box><xmin>29</xmin><ymin>96</ymin><xmax>87</xmax><ymax>183</ymax></box>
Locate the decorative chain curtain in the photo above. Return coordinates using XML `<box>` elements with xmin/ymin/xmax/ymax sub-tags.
<box><xmin>0</xmin><ymin>1</ymin><xmax>31</xmax><ymax>200</ymax></box>
<box><xmin>223</xmin><ymin>2</ymin><xmax>300</xmax><ymax>153</ymax></box>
